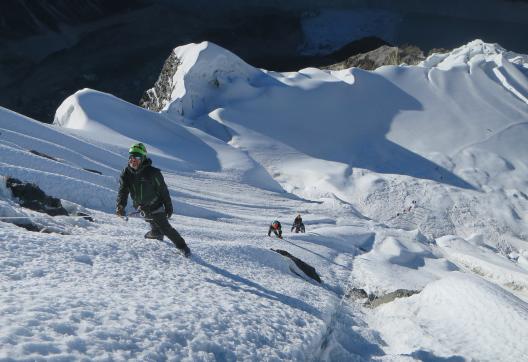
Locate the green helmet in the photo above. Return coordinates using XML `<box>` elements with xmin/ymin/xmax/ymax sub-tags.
<box><xmin>129</xmin><ymin>142</ymin><xmax>147</xmax><ymax>157</ymax></box>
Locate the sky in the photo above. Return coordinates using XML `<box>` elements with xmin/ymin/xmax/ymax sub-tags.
<box><xmin>1</xmin><ymin>39</ymin><xmax>528</xmax><ymax>361</ymax></box>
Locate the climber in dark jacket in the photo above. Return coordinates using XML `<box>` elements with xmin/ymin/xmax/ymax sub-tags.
<box><xmin>291</xmin><ymin>214</ymin><xmax>305</xmax><ymax>233</ymax></box>
<box><xmin>268</xmin><ymin>220</ymin><xmax>282</xmax><ymax>239</ymax></box>
<box><xmin>116</xmin><ymin>142</ymin><xmax>191</xmax><ymax>257</ymax></box>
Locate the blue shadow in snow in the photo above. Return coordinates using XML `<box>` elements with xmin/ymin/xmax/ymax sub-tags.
<box><xmin>295</xmin><ymin>231</ymin><xmax>375</xmax><ymax>255</ymax></box>
<box><xmin>281</xmin><ymin>238</ymin><xmax>350</xmax><ymax>269</ymax></box>
<box><xmin>406</xmin><ymin>350</ymin><xmax>466</xmax><ymax>362</ymax></box>
<box><xmin>388</xmin><ymin>248</ymin><xmax>458</xmax><ymax>271</ymax></box>
<box><xmin>193</xmin><ymin>255</ymin><xmax>321</xmax><ymax>318</ymax></box>
<box><xmin>215</xmin><ymin>68</ymin><xmax>476</xmax><ymax>190</ymax></box>
<box><xmin>75</xmin><ymin>90</ymin><xmax>222</xmax><ymax>172</ymax></box>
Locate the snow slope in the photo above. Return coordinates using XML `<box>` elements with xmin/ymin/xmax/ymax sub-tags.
<box><xmin>1</xmin><ymin>39</ymin><xmax>528</xmax><ymax>360</ymax></box>
<box><xmin>154</xmin><ymin>40</ymin><xmax>528</xmax><ymax>244</ymax></box>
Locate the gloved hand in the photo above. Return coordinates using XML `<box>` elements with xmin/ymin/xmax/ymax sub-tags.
<box><xmin>116</xmin><ymin>205</ymin><xmax>125</xmax><ymax>217</ymax></box>
<box><xmin>165</xmin><ymin>205</ymin><xmax>173</xmax><ymax>219</ymax></box>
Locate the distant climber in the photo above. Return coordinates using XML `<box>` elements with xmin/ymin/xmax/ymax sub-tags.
<box><xmin>291</xmin><ymin>214</ymin><xmax>305</xmax><ymax>233</ymax></box>
<box><xmin>116</xmin><ymin>142</ymin><xmax>191</xmax><ymax>257</ymax></box>
<box><xmin>268</xmin><ymin>220</ymin><xmax>283</xmax><ymax>239</ymax></box>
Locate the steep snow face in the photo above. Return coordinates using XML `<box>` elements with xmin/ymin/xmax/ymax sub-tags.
<box><xmin>156</xmin><ymin>40</ymin><xmax>528</xmax><ymax>244</ymax></box>
<box><xmin>54</xmin><ymin>88</ymin><xmax>216</xmax><ymax>172</ymax></box>
<box><xmin>53</xmin><ymin>89</ymin><xmax>282</xmax><ymax>191</ymax></box>
<box><xmin>159</xmin><ymin>40</ymin><xmax>528</xmax><ymax>174</ymax></box>
<box><xmin>0</xmin><ymin>106</ymin><xmax>122</xmax><ymax>211</ymax></box>
<box><xmin>158</xmin><ymin>42</ymin><xmax>262</xmax><ymax>120</ymax></box>
<box><xmin>386</xmin><ymin>40</ymin><xmax>528</xmax><ymax>156</ymax></box>
<box><xmin>421</xmin><ymin>39</ymin><xmax>528</xmax><ymax>71</ymax></box>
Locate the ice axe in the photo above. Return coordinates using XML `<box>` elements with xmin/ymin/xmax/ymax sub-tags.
<box><xmin>121</xmin><ymin>208</ymin><xmax>145</xmax><ymax>222</ymax></box>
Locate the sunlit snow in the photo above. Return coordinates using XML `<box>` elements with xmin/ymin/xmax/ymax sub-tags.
<box><xmin>1</xmin><ymin>39</ymin><xmax>528</xmax><ymax>361</ymax></box>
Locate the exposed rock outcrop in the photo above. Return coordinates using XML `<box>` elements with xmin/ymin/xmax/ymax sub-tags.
<box><xmin>5</xmin><ymin>177</ymin><xmax>68</xmax><ymax>216</ymax></box>
<box><xmin>346</xmin><ymin>287</ymin><xmax>420</xmax><ymax>308</ymax></box>
<box><xmin>324</xmin><ymin>44</ymin><xmax>430</xmax><ymax>71</ymax></box>
<box><xmin>139</xmin><ymin>42</ymin><xmax>260</xmax><ymax>119</ymax></box>
<box><xmin>82</xmin><ymin>168</ymin><xmax>102</xmax><ymax>175</ymax></box>
<box><xmin>345</xmin><ymin>287</ymin><xmax>369</xmax><ymax>300</ymax></box>
<box><xmin>365</xmin><ymin>289</ymin><xmax>420</xmax><ymax>308</ymax></box>
<box><xmin>29</xmin><ymin>150</ymin><xmax>59</xmax><ymax>162</ymax></box>
<box><xmin>271</xmin><ymin>248</ymin><xmax>322</xmax><ymax>283</ymax></box>
<box><xmin>139</xmin><ymin>52</ymin><xmax>182</xmax><ymax>112</ymax></box>
<box><xmin>29</xmin><ymin>150</ymin><xmax>101</xmax><ymax>175</ymax></box>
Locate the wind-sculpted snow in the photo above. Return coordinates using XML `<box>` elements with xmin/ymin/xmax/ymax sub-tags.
<box><xmin>54</xmin><ymin>89</ymin><xmax>220</xmax><ymax>172</ymax></box>
<box><xmin>53</xmin><ymin>89</ymin><xmax>283</xmax><ymax>192</ymax></box>
<box><xmin>436</xmin><ymin>235</ymin><xmax>528</xmax><ymax>291</ymax></box>
<box><xmin>152</xmin><ymin>40</ymin><xmax>528</xmax><ymax>243</ymax></box>
<box><xmin>1</xmin><ymin>40</ymin><xmax>528</xmax><ymax>360</ymax></box>
<box><xmin>369</xmin><ymin>272</ymin><xmax>528</xmax><ymax>361</ymax></box>
<box><xmin>351</xmin><ymin>229</ymin><xmax>459</xmax><ymax>295</ymax></box>
<box><xmin>157</xmin><ymin>42</ymin><xmax>262</xmax><ymax>120</ymax></box>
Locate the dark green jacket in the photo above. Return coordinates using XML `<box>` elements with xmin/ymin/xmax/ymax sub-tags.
<box><xmin>116</xmin><ymin>158</ymin><xmax>172</xmax><ymax>214</ymax></box>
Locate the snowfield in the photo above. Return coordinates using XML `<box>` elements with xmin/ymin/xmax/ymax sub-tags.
<box><xmin>1</xmin><ymin>39</ymin><xmax>528</xmax><ymax>361</ymax></box>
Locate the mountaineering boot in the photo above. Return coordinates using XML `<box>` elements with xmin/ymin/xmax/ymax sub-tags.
<box><xmin>144</xmin><ymin>230</ymin><xmax>164</xmax><ymax>241</ymax></box>
<box><xmin>179</xmin><ymin>245</ymin><xmax>191</xmax><ymax>258</ymax></box>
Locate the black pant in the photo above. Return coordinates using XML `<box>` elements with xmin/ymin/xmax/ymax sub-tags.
<box><xmin>269</xmin><ymin>228</ymin><xmax>282</xmax><ymax>238</ymax></box>
<box><xmin>147</xmin><ymin>212</ymin><xmax>188</xmax><ymax>250</ymax></box>
<box><xmin>291</xmin><ymin>223</ymin><xmax>305</xmax><ymax>233</ymax></box>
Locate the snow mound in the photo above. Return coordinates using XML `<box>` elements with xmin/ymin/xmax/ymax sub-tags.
<box><xmin>421</xmin><ymin>39</ymin><xmax>528</xmax><ymax>105</ymax></box>
<box><xmin>53</xmin><ymin>88</ymin><xmax>282</xmax><ymax>191</ymax></box>
<box><xmin>352</xmin><ymin>230</ymin><xmax>456</xmax><ymax>294</ymax></box>
<box><xmin>54</xmin><ymin>89</ymin><xmax>221</xmax><ymax>170</ymax></box>
<box><xmin>371</xmin><ymin>272</ymin><xmax>528</xmax><ymax>361</ymax></box>
<box><xmin>54</xmin><ymin>88</ymin><xmax>217</xmax><ymax>171</ymax></box>
<box><xmin>437</xmin><ymin>235</ymin><xmax>528</xmax><ymax>291</ymax></box>
<box><xmin>422</xmin><ymin>39</ymin><xmax>528</xmax><ymax>71</ymax></box>
<box><xmin>157</xmin><ymin>41</ymin><xmax>262</xmax><ymax>119</ymax></box>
